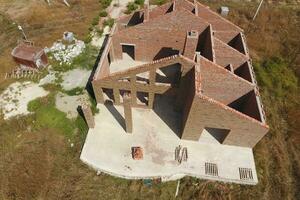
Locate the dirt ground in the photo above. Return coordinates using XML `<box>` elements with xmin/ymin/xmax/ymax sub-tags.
<box><xmin>0</xmin><ymin>0</ymin><xmax>299</xmax><ymax>200</ymax></box>
<box><xmin>0</xmin><ymin>0</ymin><xmax>100</xmax><ymax>79</ymax></box>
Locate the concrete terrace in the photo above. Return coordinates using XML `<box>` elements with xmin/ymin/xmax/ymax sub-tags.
<box><xmin>81</xmin><ymin>98</ymin><xmax>258</xmax><ymax>185</ymax></box>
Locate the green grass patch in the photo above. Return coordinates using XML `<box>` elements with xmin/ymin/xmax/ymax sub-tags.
<box><xmin>28</xmin><ymin>94</ymin><xmax>75</xmax><ymax>137</ymax></box>
<box><xmin>254</xmin><ymin>57</ymin><xmax>298</xmax><ymax>99</ymax></box>
<box><xmin>63</xmin><ymin>87</ymin><xmax>85</xmax><ymax>96</ymax></box>
<box><xmin>72</xmin><ymin>44</ymin><xmax>99</xmax><ymax>70</ymax></box>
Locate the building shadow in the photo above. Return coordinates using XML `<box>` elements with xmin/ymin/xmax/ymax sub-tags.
<box><xmin>86</xmin><ymin>35</ymin><xmax>110</xmax><ymax>97</ymax></box>
<box><xmin>153</xmin><ymin>94</ymin><xmax>183</xmax><ymax>138</ymax></box>
<box><xmin>104</xmin><ymin>101</ymin><xmax>126</xmax><ymax>131</ymax></box>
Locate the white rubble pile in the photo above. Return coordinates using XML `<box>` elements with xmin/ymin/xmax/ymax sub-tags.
<box><xmin>45</xmin><ymin>39</ymin><xmax>85</xmax><ymax>65</ymax></box>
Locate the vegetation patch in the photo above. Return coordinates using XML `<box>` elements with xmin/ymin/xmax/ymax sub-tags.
<box><xmin>28</xmin><ymin>94</ymin><xmax>75</xmax><ymax>137</ymax></box>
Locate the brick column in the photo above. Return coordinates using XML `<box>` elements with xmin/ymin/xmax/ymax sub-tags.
<box><xmin>81</xmin><ymin>104</ymin><xmax>95</xmax><ymax>128</ymax></box>
<box><xmin>130</xmin><ymin>74</ymin><xmax>137</xmax><ymax>105</ymax></box>
<box><xmin>148</xmin><ymin>69</ymin><xmax>156</xmax><ymax>108</ymax></box>
<box><xmin>123</xmin><ymin>92</ymin><xmax>133</xmax><ymax>133</ymax></box>
<box><xmin>92</xmin><ymin>82</ymin><xmax>104</xmax><ymax>103</ymax></box>
<box><xmin>113</xmin><ymin>88</ymin><xmax>120</xmax><ymax>105</ymax></box>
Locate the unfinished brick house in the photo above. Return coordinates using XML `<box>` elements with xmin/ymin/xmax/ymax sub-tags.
<box><xmin>92</xmin><ymin>0</ymin><xmax>269</xmax><ymax>148</ymax></box>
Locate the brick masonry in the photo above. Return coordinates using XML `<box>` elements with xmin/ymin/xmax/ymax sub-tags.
<box><xmin>92</xmin><ymin>0</ymin><xmax>269</xmax><ymax>148</ymax></box>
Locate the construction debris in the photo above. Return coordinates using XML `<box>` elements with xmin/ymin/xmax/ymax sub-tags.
<box><xmin>11</xmin><ymin>42</ymin><xmax>48</xmax><ymax>69</ymax></box>
<box><xmin>131</xmin><ymin>147</ymin><xmax>143</xmax><ymax>160</ymax></box>
<box><xmin>45</xmin><ymin>37</ymin><xmax>85</xmax><ymax>65</ymax></box>
<box><xmin>4</xmin><ymin>68</ymin><xmax>40</xmax><ymax>80</ymax></box>
<box><xmin>63</xmin><ymin>32</ymin><xmax>74</xmax><ymax>43</ymax></box>
<box><xmin>220</xmin><ymin>6</ymin><xmax>229</xmax><ymax>16</ymax></box>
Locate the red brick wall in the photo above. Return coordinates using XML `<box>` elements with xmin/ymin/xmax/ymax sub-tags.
<box><xmin>200</xmin><ymin>57</ymin><xmax>254</xmax><ymax>105</ymax></box>
<box><xmin>182</xmin><ymin>94</ymin><xmax>268</xmax><ymax>147</ymax></box>
<box><xmin>112</xmin><ymin>10</ymin><xmax>209</xmax><ymax>61</ymax></box>
<box><xmin>213</xmin><ymin>37</ymin><xmax>249</xmax><ymax>69</ymax></box>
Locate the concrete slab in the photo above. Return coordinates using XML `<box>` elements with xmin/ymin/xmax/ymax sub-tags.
<box><xmin>81</xmin><ymin>98</ymin><xmax>258</xmax><ymax>185</ymax></box>
<box><xmin>61</xmin><ymin>69</ymin><xmax>91</xmax><ymax>90</ymax></box>
<box><xmin>109</xmin><ymin>53</ymin><xmax>146</xmax><ymax>74</ymax></box>
<box><xmin>55</xmin><ymin>92</ymin><xmax>86</xmax><ymax>119</ymax></box>
<box><xmin>0</xmin><ymin>81</ymin><xmax>49</xmax><ymax>120</ymax></box>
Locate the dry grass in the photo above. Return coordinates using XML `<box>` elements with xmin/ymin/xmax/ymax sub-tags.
<box><xmin>0</xmin><ymin>0</ymin><xmax>100</xmax><ymax>83</ymax></box>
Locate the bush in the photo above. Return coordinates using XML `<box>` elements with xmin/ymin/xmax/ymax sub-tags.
<box><xmin>134</xmin><ymin>0</ymin><xmax>145</xmax><ymax>6</ymax></box>
<box><xmin>91</xmin><ymin>16</ymin><xmax>100</xmax><ymax>26</ymax></box>
<box><xmin>126</xmin><ymin>2</ymin><xmax>138</xmax><ymax>14</ymax></box>
<box><xmin>99</xmin><ymin>10</ymin><xmax>108</xmax><ymax>17</ymax></box>
<box><xmin>103</xmin><ymin>18</ymin><xmax>115</xmax><ymax>27</ymax></box>
<box><xmin>99</xmin><ymin>0</ymin><xmax>113</xmax><ymax>8</ymax></box>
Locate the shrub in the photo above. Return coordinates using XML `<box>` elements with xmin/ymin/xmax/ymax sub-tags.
<box><xmin>99</xmin><ymin>10</ymin><xmax>108</xmax><ymax>17</ymax></box>
<box><xmin>103</xmin><ymin>18</ymin><xmax>115</xmax><ymax>27</ymax></box>
<box><xmin>134</xmin><ymin>0</ymin><xmax>145</xmax><ymax>6</ymax></box>
<box><xmin>91</xmin><ymin>16</ymin><xmax>100</xmax><ymax>26</ymax></box>
<box><xmin>126</xmin><ymin>2</ymin><xmax>138</xmax><ymax>14</ymax></box>
<box><xmin>99</xmin><ymin>0</ymin><xmax>113</xmax><ymax>8</ymax></box>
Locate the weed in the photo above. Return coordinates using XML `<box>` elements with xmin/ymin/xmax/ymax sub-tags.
<box><xmin>99</xmin><ymin>0</ymin><xmax>113</xmax><ymax>9</ymax></box>
<box><xmin>125</xmin><ymin>2</ymin><xmax>139</xmax><ymax>14</ymax></box>
<box><xmin>99</xmin><ymin>10</ymin><xmax>108</xmax><ymax>17</ymax></box>
<box><xmin>134</xmin><ymin>0</ymin><xmax>145</xmax><ymax>6</ymax></box>
<box><xmin>103</xmin><ymin>18</ymin><xmax>115</xmax><ymax>28</ymax></box>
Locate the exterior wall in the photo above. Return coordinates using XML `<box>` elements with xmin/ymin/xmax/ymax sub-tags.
<box><xmin>182</xmin><ymin>94</ymin><xmax>268</xmax><ymax>148</ymax></box>
<box><xmin>112</xmin><ymin>10</ymin><xmax>209</xmax><ymax>62</ymax></box>
<box><xmin>200</xmin><ymin>57</ymin><xmax>254</xmax><ymax>105</ymax></box>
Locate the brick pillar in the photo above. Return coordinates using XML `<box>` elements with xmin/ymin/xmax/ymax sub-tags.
<box><xmin>123</xmin><ymin>92</ymin><xmax>133</xmax><ymax>133</ymax></box>
<box><xmin>113</xmin><ymin>88</ymin><xmax>120</xmax><ymax>105</ymax></box>
<box><xmin>81</xmin><ymin>104</ymin><xmax>95</xmax><ymax>128</ymax></box>
<box><xmin>92</xmin><ymin>82</ymin><xmax>104</xmax><ymax>103</ymax></box>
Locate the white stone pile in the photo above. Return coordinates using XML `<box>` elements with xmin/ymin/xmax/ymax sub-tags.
<box><xmin>45</xmin><ymin>38</ymin><xmax>85</xmax><ymax>65</ymax></box>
